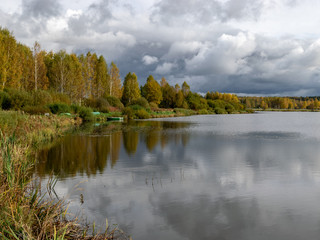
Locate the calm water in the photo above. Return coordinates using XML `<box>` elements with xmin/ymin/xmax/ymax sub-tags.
<box><xmin>36</xmin><ymin>112</ymin><xmax>320</xmax><ymax>240</ymax></box>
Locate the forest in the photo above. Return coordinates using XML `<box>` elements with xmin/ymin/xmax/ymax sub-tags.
<box><xmin>0</xmin><ymin>27</ymin><xmax>246</xmax><ymax>120</ymax></box>
<box><xmin>3</xmin><ymin>26</ymin><xmax>315</xmax><ymax>121</ymax></box>
<box><xmin>239</xmin><ymin>96</ymin><xmax>320</xmax><ymax>110</ymax></box>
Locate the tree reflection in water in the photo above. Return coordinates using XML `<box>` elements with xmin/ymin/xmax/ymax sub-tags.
<box><xmin>36</xmin><ymin>120</ymin><xmax>191</xmax><ymax>178</ymax></box>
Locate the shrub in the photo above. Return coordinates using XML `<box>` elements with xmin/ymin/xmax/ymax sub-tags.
<box><xmin>214</xmin><ymin>107</ymin><xmax>227</xmax><ymax>114</ymax></box>
<box><xmin>50</xmin><ymin>92</ymin><xmax>71</xmax><ymax>104</ymax></box>
<box><xmin>209</xmin><ymin>100</ymin><xmax>226</xmax><ymax>109</ymax></box>
<box><xmin>48</xmin><ymin>103</ymin><xmax>71</xmax><ymax>114</ymax></box>
<box><xmin>198</xmin><ymin>109</ymin><xmax>208</xmax><ymax>115</ymax></box>
<box><xmin>70</xmin><ymin>104</ymin><xmax>82</xmax><ymax>114</ymax></box>
<box><xmin>32</xmin><ymin>90</ymin><xmax>53</xmax><ymax>106</ymax></box>
<box><xmin>149</xmin><ymin>102</ymin><xmax>159</xmax><ymax>111</ymax></box>
<box><xmin>83</xmin><ymin>98</ymin><xmax>97</xmax><ymax>109</ymax></box>
<box><xmin>0</xmin><ymin>91</ymin><xmax>11</xmax><ymax>110</ymax></box>
<box><xmin>135</xmin><ymin>109</ymin><xmax>150</xmax><ymax>119</ymax></box>
<box><xmin>23</xmin><ymin>105</ymin><xmax>51</xmax><ymax>115</ymax></box>
<box><xmin>6</xmin><ymin>89</ymin><xmax>32</xmax><ymax>110</ymax></box>
<box><xmin>79</xmin><ymin>106</ymin><xmax>94</xmax><ymax>122</ymax></box>
<box><xmin>122</xmin><ymin>107</ymin><xmax>135</xmax><ymax>120</ymax></box>
<box><xmin>182</xmin><ymin>101</ymin><xmax>189</xmax><ymax>109</ymax></box>
<box><xmin>225</xmin><ymin>103</ymin><xmax>235</xmax><ymax>114</ymax></box>
<box><xmin>132</xmin><ymin>97</ymin><xmax>150</xmax><ymax>110</ymax></box>
<box><xmin>96</xmin><ymin>97</ymin><xmax>110</xmax><ymax>113</ymax></box>
<box><xmin>129</xmin><ymin>104</ymin><xmax>144</xmax><ymax>111</ymax></box>
<box><xmin>106</xmin><ymin>96</ymin><xmax>124</xmax><ymax>109</ymax></box>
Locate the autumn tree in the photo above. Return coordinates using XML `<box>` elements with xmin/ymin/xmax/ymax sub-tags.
<box><xmin>160</xmin><ymin>77</ymin><xmax>168</xmax><ymax>88</ymax></box>
<box><xmin>260</xmin><ymin>100</ymin><xmax>268</xmax><ymax>110</ymax></box>
<box><xmin>182</xmin><ymin>81</ymin><xmax>190</xmax><ymax>97</ymax></box>
<box><xmin>67</xmin><ymin>54</ymin><xmax>84</xmax><ymax>103</ymax></box>
<box><xmin>121</xmin><ymin>72</ymin><xmax>140</xmax><ymax>105</ymax></box>
<box><xmin>109</xmin><ymin>62</ymin><xmax>122</xmax><ymax>98</ymax></box>
<box><xmin>0</xmin><ymin>28</ymin><xmax>20</xmax><ymax>89</ymax></box>
<box><xmin>160</xmin><ymin>83</ymin><xmax>176</xmax><ymax>108</ymax></box>
<box><xmin>80</xmin><ymin>52</ymin><xmax>97</xmax><ymax>98</ymax></box>
<box><xmin>175</xmin><ymin>90</ymin><xmax>185</xmax><ymax>108</ymax></box>
<box><xmin>49</xmin><ymin>50</ymin><xmax>71</xmax><ymax>93</ymax></box>
<box><xmin>94</xmin><ymin>55</ymin><xmax>109</xmax><ymax>98</ymax></box>
<box><xmin>33</xmin><ymin>42</ymin><xmax>48</xmax><ymax>90</ymax></box>
<box><xmin>141</xmin><ymin>75</ymin><xmax>162</xmax><ymax>105</ymax></box>
<box><xmin>17</xmin><ymin>43</ymin><xmax>34</xmax><ymax>90</ymax></box>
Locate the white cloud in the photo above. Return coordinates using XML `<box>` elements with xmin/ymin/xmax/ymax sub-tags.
<box><xmin>154</xmin><ymin>62</ymin><xmax>176</xmax><ymax>75</ymax></box>
<box><xmin>142</xmin><ymin>55</ymin><xmax>158</xmax><ymax>65</ymax></box>
<box><xmin>2</xmin><ymin>0</ymin><xmax>320</xmax><ymax>95</ymax></box>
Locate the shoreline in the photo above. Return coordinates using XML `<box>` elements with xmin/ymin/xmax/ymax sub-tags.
<box><xmin>0</xmin><ymin>110</ymin><xmax>129</xmax><ymax>239</ymax></box>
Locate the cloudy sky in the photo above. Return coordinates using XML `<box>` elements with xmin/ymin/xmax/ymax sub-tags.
<box><xmin>1</xmin><ymin>0</ymin><xmax>320</xmax><ymax>95</ymax></box>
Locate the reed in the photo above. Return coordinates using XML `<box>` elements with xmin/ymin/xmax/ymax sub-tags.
<box><xmin>0</xmin><ymin>111</ymin><xmax>129</xmax><ymax>239</ymax></box>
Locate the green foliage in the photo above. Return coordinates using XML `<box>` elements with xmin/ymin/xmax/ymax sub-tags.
<box><xmin>198</xmin><ymin>109</ymin><xmax>209</xmax><ymax>115</ymax></box>
<box><xmin>225</xmin><ymin>103</ymin><xmax>236</xmax><ymax>113</ymax></box>
<box><xmin>214</xmin><ymin>107</ymin><xmax>227</xmax><ymax>114</ymax></box>
<box><xmin>83</xmin><ymin>98</ymin><xmax>96</xmax><ymax>109</ymax></box>
<box><xmin>105</xmin><ymin>96</ymin><xmax>124</xmax><ymax>109</ymax></box>
<box><xmin>48</xmin><ymin>103</ymin><xmax>71</xmax><ymax>114</ymax></box>
<box><xmin>142</xmin><ymin>75</ymin><xmax>162</xmax><ymax>105</ymax></box>
<box><xmin>182</xmin><ymin>81</ymin><xmax>190</xmax><ymax>97</ymax></box>
<box><xmin>70</xmin><ymin>104</ymin><xmax>82</xmax><ymax>114</ymax></box>
<box><xmin>5</xmin><ymin>89</ymin><xmax>32</xmax><ymax>110</ymax></box>
<box><xmin>160</xmin><ymin>84</ymin><xmax>176</xmax><ymax>108</ymax></box>
<box><xmin>122</xmin><ymin>107</ymin><xmax>135</xmax><ymax>120</ymax></box>
<box><xmin>23</xmin><ymin>105</ymin><xmax>50</xmax><ymax>115</ymax></box>
<box><xmin>94</xmin><ymin>55</ymin><xmax>110</xmax><ymax>98</ymax></box>
<box><xmin>149</xmin><ymin>102</ymin><xmax>159</xmax><ymax>110</ymax></box>
<box><xmin>129</xmin><ymin>104</ymin><xmax>144</xmax><ymax>111</ymax></box>
<box><xmin>186</xmin><ymin>93</ymin><xmax>208</xmax><ymax>110</ymax></box>
<box><xmin>50</xmin><ymin>92</ymin><xmax>71</xmax><ymax>104</ymax></box>
<box><xmin>121</xmin><ymin>72</ymin><xmax>141</xmax><ymax>106</ymax></box>
<box><xmin>132</xmin><ymin>97</ymin><xmax>150</xmax><ymax>110</ymax></box>
<box><xmin>0</xmin><ymin>91</ymin><xmax>11</xmax><ymax>109</ymax></box>
<box><xmin>32</xmin><ymin>90</ymin><xmax>53</xmax><ymax>106</ymax></box>
<box><xmin>96</xmin><ymin>97</ymin><xmax>110</xmax><ymax>113</ymax></box>
<box><xmin>174</xmin><ymin>108</ymin><xmax>195</xmax><ymax>116</ymax></box>
<box><xmin>78</xmin><ymin>106</ymin><xmax>94</xmax><ymax>122</ymax></box>
<box><xmin>135</xmin><ymin>109</ymin><xmax>150</xmax><ymax>119</ymax></box>
<box><xmin>208</xmin><ymin>99</ymin><xmax>226</xmax><ymax>109</ymax></box>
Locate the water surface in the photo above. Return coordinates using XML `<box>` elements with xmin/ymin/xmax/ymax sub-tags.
<box><xmin>36</xmin><ymin>112</ymin><xmax>320</xmax><ymax>240</ymax></box>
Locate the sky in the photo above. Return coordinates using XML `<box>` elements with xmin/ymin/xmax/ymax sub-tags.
<box><xmin>1</xmin><ymin>0</ymin><xmax>320</xmax><ymax>96</ymax></box>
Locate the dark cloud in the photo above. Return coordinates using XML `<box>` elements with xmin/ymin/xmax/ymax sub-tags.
<box><xmin>1</xmin><ymin>0</ymin><xmax>320</xmax><ymax>96</ymax></box>
<box><xmin>87</xmin><ymin>0</ymin><xmax>112</xmax><ymax>25</ymax></box>
<box><xmin>22</xmin><ymin>0</ymin><xmax>62</xmax><ymax>19</ymax></box>
<box><xmin>151</xmin><ymin>0</ymin><xmax>265</xmax><ymax>25</ymax></box>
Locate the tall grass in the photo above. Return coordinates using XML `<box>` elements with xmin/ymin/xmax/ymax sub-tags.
<box><xmin>0</xmin><ymin>111</ymin><xmax>129</xmax><ymax>239</ymax></box>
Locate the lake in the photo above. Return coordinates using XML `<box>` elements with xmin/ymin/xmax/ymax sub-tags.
<box><xmin>36</xmin><ymin>112</ymin><xmax>320</xmax><ymax>240</ymax></box>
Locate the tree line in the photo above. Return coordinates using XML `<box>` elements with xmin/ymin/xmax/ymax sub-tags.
<box><xmin>0</xmin><ymin>27</ymin><xmax>246</xmax><ymax>117</ymax></box>
<box><xmin>239</xmin><ymin>96</ymin><xmax>320</xmax><ymax>110</ymax></box>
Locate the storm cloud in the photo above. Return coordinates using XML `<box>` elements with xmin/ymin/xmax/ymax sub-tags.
<box><xmin>1</xmin><ymin>0</ymin><xmax>320</xmax><ymax>95</ymax></box>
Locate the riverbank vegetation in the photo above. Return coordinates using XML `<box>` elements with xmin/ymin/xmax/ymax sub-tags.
<box><xmin>0</xmin><ymin>27</ymin><xmax>248</xmax><ymax>121</ymax></box>
<box><xmin>0</xmin><ymin>111</ymin><xmax>129</xmax><ymax>239</ymax></box>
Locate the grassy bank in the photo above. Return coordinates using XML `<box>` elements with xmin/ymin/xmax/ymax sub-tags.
<box><xmin>0</xmin><ymin>111</ymin><xmax>128</xmax><ymax>239</ymax></box>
